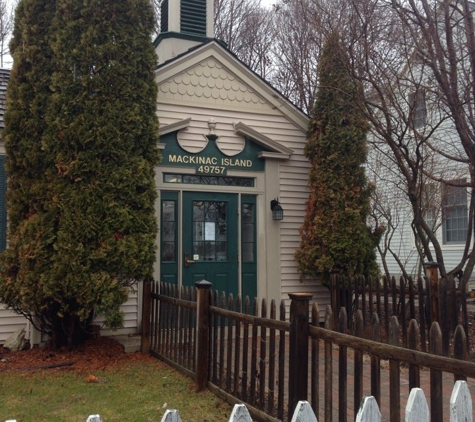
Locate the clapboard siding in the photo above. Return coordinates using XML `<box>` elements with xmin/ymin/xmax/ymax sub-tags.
<box><xmin>158</xmin><ymin>107</ymin><xmax>303</xmax><ymax>138</ymax></box>
<box><xmin>155</xmin><ymin>41</ymin><xmax>328</xmax><ymax>312</ymax></box>
<box><xmin>0</xmin><ymin>305</ymin><xmax>29</xmax><ymax>344</ymax></box>
<box><xmin>373</xmin><ymin>187</ymin><xmax>473</xmax><ymax>278</ymax></box>
<box><xmin>1</xmin><ymin>286</ymin><xmax>140</xmax><ymax>344</ymax></box>
<box><xmin>98</xmin><ymin>286</ymin><xmax>140</xmax><ymax>336</ymax></box>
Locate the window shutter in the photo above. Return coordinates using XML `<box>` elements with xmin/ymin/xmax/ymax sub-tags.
<box><xmin>181</xmin><ymin>0</ymin><xmax>207</xmax><ymax>36</ymax></box>
<box><xmin>160</xmin><ymin>0</ymin><xmax>169</xmax><ymax>33</ymax></box>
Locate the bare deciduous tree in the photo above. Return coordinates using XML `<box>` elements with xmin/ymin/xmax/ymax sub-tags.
<box><xmin>214</xmin><ymin>0</ymin><xmax>276</xmax><ymax>78</ymax></box>
<box><xmin>270</xmin><ymin>0</ymin><xmax>321</xmax><ymax>113</ymax></box>
<box><xmin>346</xmin><ymin>0</ymin><xmax>475</xmax><ymax>283</ymax></box>
<box><xmin>0</xmin><ymin>0</ymin><xmax>15</xmax><ymax>67</ymax></box>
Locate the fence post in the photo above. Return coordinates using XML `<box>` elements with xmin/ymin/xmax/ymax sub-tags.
<box><xmin>288</xmin><ymin>292</ymin><xmax>313</xmax><ymax>420</ymax></box>
<box><xmin>195</xmin><ymin>279</ymin><xmax>212</xmax><ymax>392</ymax></box>
<box><xmin>140</xmin><ymin>278</ymin><xmax>152</xmax><ymax>354</ymax></box>
<box><xmin>424</xmin><ymin>262</ymin><xmax>440</xmax><ymax>323</ymax></box>
<box><xmin>331</xmin><ymin>268</ymin><xmax>340</xmax><ymax>329</ymax></box>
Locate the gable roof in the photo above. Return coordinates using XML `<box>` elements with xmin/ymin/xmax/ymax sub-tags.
<box><xmin>155</xmin><ymin>39</ymin><xmax>309</xmax><ymax>133</ymax></box>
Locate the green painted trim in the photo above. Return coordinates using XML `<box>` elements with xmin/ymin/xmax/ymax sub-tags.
<box><xmin>154</xmin><ymin>31</ymin><xmax>211</xmax><ymax>48</ymax></box>
<box><xmin>181</xmin><ymin>0</ymin><xmax>207</xmax><ymax>37</ymax></box>
<box><xmin>160</xmin><ymin>133</ymin><xmax>266</xmax><ymax>173</ymax></box>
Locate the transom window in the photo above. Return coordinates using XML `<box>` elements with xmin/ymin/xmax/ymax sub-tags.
<box><xmin>164</xmin><ymin>173</ymin><xmax>254</xmax><ymax>187</ymax></box>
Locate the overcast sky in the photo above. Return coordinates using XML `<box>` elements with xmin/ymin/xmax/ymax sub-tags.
<box><xmin>1</xmin><ymin>0</ymin><xmax>278</xmax><ymax>69</ymax></box>
<box><xmin>260</xmin><ymin>0</ymin><xmax>276</xmax><ymax>8</ymax></box>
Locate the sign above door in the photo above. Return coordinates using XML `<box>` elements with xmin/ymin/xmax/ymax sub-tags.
<box><xmin>160</xmin><ymin>132</ymin><xmax>266</xmax><ymax>174</ymax></box>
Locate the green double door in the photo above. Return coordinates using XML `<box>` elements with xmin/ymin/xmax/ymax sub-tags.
<box><xmin>160</xmin><ymin>191</ymin><xmax>256</xmax><ymax>300</ymax></box>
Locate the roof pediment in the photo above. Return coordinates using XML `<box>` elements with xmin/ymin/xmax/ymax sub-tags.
<box><xmin>233</xmin><ymin>122</ymin><xmax>293</xmax><ymax>158</ymax></box>
<box><xmin>159</xmin><ymin>118</ymin><xmax>293</xmax><ymax>160</ymax></box>
<box><xmin>158</xmin><ymin>56</ymin><xmax>270</xmax><ymax>112</ymax></box>
<box><xmin>155</xmin><ymin>40</ymin><xmax>308</xmax><ymax>132</ymax></box>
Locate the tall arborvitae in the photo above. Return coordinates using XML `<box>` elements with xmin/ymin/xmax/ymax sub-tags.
<box><xmin>0</xmin><ymin>0</ymin><xmax>160</xmax><ymax>348</ymax></box>
<box><xmin>0</xmin><ymin>0</ymin><xmax>59</xmax><ymax>341</ymax></box>
<box><xmin>295</xmin><ymin>32</ymin><xmax>381</xmax><ymax>286</ymax></box>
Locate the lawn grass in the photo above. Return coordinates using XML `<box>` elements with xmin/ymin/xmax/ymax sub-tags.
<box><xmin>0</xmin><ymin>360</ymin><xmax>231</xmax><ymax>422</ymax></box>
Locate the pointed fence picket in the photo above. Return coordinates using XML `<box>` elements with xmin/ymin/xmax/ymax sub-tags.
<box><xmin>157</xmin><ymin>381</ymin><xmax>472</xmax><ymax>422</ymax></box>
<box><xmin>4</xmin><ymin>383</ymin><xmax>472</xmax><ymax>422</ymax></box>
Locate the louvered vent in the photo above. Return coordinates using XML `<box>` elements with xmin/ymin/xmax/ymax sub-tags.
<box><xmin>160</xmin><ymin>0</ymin><xmax>169</xmax><ymax>32</ymax></box>
<box><xmin>181</xmin><ymin>0</ymin><xmax>207</xmax><ymax>36</ymax></box>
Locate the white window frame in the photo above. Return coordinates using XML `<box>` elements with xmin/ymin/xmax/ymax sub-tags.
<box><xmin>442</xmin><ymin>179</ymin><xmax>468</xmax><ymax>244</ymax></box>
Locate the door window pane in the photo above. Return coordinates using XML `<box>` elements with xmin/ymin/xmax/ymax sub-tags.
<box><xmin>241</xmin><ymin>203</ymin><xmax>255</xmax><ymax>262</ymax></box>
<box><xmin>204</xmin><ymin>242</ymin><xmax>216</xmax><ymax>261</ymax></box>
<box><xmin>192</xmin><ymin>200</ymin><xmax>228</xmax><ymax>261</ymax></box>
<box><xmin>162</xmin><ymin>242</ymin><xmax>175</xmax><ymax>262</ymax></box>
<box><xmin>162</xmin><ymin>221</ymin><xmax>175</xmax><ymax>242</ymax></box>
<box><xmin>193</xmin><ymin>221</ymin><xmax>204</xmax><ymax>241</ymax></box>
<box><xmin>193</xmin><ymin>201</ymin><xmax>205</xmax><ymax>220</ymax></box>
<box><xmin>161</xmin><ymin>200</ymin><xmax>176</xmax><ymax>262</ymax></box>
<box><xmin>193</xmin><ymin>241</ymin><xmax>204</xmax><ymax>258</ymax></box>
<box><xmin>216</xmin><ymin>242</ymin><xmax>227</xmax><ymax>261</ymax></box>
<box><xmin>217</xmin><ymin>222</ymin><xmax>227</xmax><ymax>241</ymax></box>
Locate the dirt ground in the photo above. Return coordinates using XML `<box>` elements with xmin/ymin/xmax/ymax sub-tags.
<box><xmin>0</xmin><ymin>336</ymin><xmax>155</xmax><ymax>373</ymax></box>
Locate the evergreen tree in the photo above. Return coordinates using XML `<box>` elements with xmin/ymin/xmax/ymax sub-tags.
<box><xmin>0</xmin><ymin>0</ymin><xmax>160</xmax><ymax>348</ymax></box>
<box><xmin>295</xmin><ymin>32</ymin><xmax>380</xmax><ymax>286</ymax></box>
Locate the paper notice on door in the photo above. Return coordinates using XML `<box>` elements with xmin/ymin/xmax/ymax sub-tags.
<box><xmin>205</xmin><ymin>222</ymin><xmax>215</xmax><ymax>241</ymax></box>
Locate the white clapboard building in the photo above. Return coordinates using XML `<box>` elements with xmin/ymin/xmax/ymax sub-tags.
<box><xmin>0</xmin><ymin>0</ymin><xmax>331</xmax><ymax>345</ymax></box>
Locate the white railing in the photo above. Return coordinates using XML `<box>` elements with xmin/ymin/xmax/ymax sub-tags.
<box><xmin>5</xmin><ymin>380</ymin><xmax>472</xmax><ymax>422</ymax></box>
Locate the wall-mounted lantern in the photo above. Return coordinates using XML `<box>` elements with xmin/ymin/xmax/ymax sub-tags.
<box><xmin>270</xmin><ymin>198</ymin><xmax>284</xmax><ymax>221</ymax></box>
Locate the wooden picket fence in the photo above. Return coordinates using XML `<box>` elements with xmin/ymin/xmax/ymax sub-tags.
<box><xmin>142</xmin><ymin>280</ymin><xmax>475</xmax><ymax>422</ymax></box>
<box><xmin>331</xmin><ymin>268</ymin><xmax>470</xmax><ymax>355</ymax></box>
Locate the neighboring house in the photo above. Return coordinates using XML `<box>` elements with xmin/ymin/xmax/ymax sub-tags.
<box><xmin>373</xmin><ymin>122</ymin><xmax>472</xmax><ymax>279</ymax></box>
<box><xmin>0</xmin><ymin>0</ymin><xmax>330</xmax><ymax>344</ymax></box>
<box><xmin>369</xmin><ymin>2</ymin><xmax>475</xmax><ymax>281</ymax></box>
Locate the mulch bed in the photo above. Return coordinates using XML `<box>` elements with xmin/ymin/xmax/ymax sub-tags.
<box><xmin>0</xmin><ymin>336</ymin><xmax>155</xmax><ymax>373</ymax></box>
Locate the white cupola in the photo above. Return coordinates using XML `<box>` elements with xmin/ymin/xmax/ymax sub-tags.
<box><xmin>155</xmin><ymin>0</ymin><xmax>215</xmax><ymax>65</ymax></box>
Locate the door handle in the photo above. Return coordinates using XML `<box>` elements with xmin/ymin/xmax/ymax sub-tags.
<box><xmin>184</xmin><ymin>253</ymin><xmax>195</xmax><ymax>268</ymax></box>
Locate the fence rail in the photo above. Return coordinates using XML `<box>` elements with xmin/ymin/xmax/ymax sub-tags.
<box><xmin>143</xmin><ymin>280</ymin><xmax>475</xmax><ymax>422</ymax></box>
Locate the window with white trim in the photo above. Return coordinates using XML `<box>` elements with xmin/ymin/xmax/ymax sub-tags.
<box><xmin>442</xmin><ymin>179</ymin><xmax>468</xmax><ymax>244</ymax></box>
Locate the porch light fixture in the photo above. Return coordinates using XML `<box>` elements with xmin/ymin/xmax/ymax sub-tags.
<box><xmin>270</xmin><ymin>198</ymin><xmax>284</xmax><ymax>221</ymax></box>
